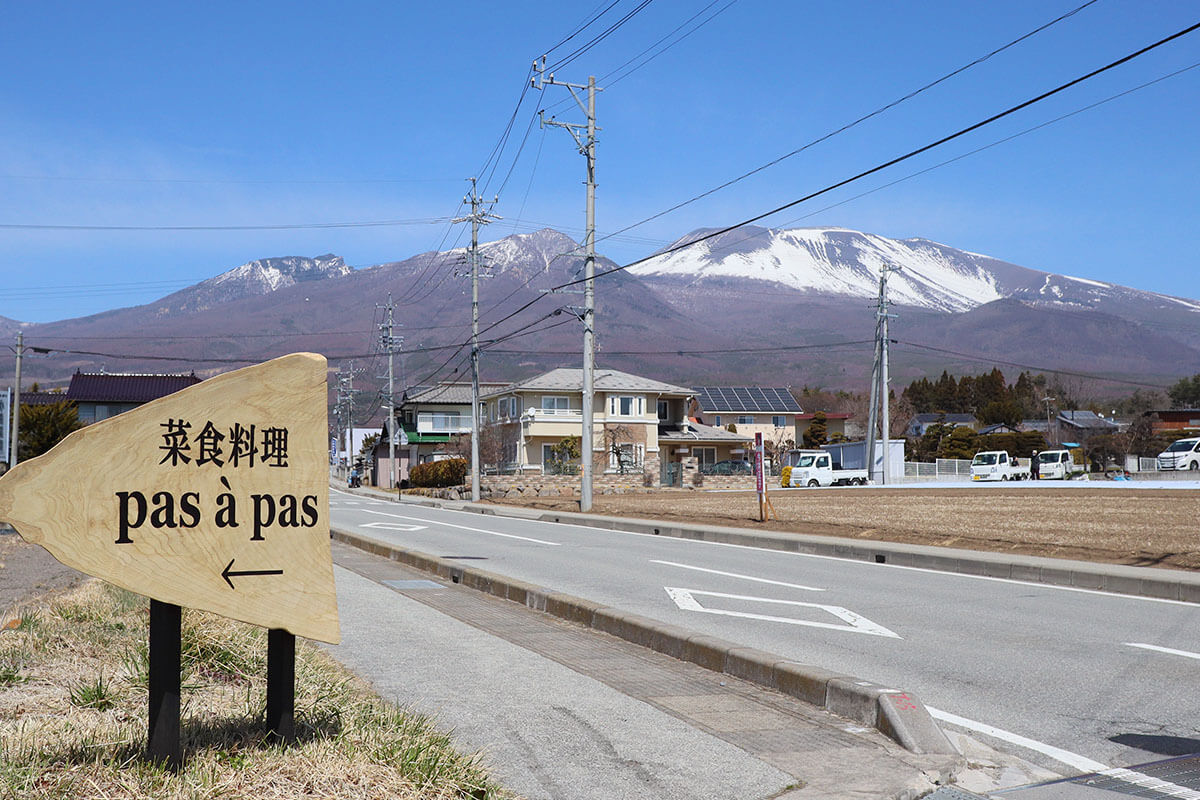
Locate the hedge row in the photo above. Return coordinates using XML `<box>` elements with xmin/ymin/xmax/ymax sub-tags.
<box><xmin>408</xmin><ymin>458</ymin><xmax>468</xmax><ymax>488</ymax></box>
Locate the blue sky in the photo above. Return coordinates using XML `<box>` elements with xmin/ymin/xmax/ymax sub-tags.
<box><xmin>2</xmin><ymin>1</ymin><xmax>1198</xmax><ymax>323</ymax></box>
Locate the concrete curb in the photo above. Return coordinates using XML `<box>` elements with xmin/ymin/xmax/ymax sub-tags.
<box><xmin>331</xmin><ymin>526</ymin><xmax>959</xmax><ymax>756</ymax></box>
<box><xmin>374</xmin><ymin>490</ymin><xmax>1200</xmax><ymax>604</ymax></box>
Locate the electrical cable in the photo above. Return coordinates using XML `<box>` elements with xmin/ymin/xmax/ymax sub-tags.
<box><xmin>551</xmin><ymin>18</ymin><xmax>1200</xmax><ymax>292</ymax></box>
<box><xmin>583</xmin><ymin>0</ymin><xmax>1104</xmax><ymax>251</ymax></box>
<box><xmin>0</xmin><ymin>217</ymin><xmax>453</xmax><ymax>232</ymax></box>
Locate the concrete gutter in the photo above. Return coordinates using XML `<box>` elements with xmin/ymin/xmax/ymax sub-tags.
<box><xmin>332</xmin><ymin>525</ymin><xmax>958</xmax><ymax>756</ymax></box>
<box><xmin>386</xmin><ymin>492</ymin><xmax>1200</xmax><ymax>604</ymax></box>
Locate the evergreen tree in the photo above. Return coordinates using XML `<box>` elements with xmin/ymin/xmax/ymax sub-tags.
<box><xmin>18</xmin><ymin>400</ymin><xmax>83</xmax><ymax>461</ymax></box>
<box><xmin>802</xmin><ymin>411</ymin><xmax>828</xmax><ymax>448</ymax></box>
<box><xmin>1168</xmin><ymin>374</ymin><xmax>1200</xmax><ymax>408</ymax></box>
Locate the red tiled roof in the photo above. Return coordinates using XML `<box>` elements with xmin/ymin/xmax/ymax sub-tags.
<box><xmin>66</xmin><ymin>372</ymin><xmax>200</xmax><ymax>403</ymax></box>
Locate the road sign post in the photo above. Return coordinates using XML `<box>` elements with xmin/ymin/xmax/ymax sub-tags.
<box><xmin>0</xmin><ymin>353</ymin><xmax>338</xmax><ymax>768</ymax></box>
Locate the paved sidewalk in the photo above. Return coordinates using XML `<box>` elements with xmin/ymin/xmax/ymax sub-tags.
<box><xmin>329</xmin><ymin>541</ymin><xmax>961</xmax><ymax>799</ymax></box>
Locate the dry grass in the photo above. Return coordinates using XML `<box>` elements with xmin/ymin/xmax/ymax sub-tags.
<box><xmin>0</xmin><ymin>581</ymin><xmax>512</xmax><ymax>800</ymax></box>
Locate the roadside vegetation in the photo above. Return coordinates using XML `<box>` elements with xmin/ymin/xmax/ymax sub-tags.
<box><xmin>0</xmin><ymin>580</ymin><xmax>511</xmax><ymax>800</ymax></box>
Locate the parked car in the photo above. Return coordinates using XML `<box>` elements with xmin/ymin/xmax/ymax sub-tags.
<box><xmin>703</xmin><ymin>459</ymin><xmax>754</xmax><ymax>475</ymax></box>
<box><xmin>1157</xmin><ymin>437</ymin><xmax>1200</xmax><ymax>471</ymax></box>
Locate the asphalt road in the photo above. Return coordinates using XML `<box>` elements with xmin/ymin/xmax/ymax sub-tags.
<box><xmin>329</xmin><ymin>489</ymin><xmax>1200</xmax><ymax>776</ymax></box>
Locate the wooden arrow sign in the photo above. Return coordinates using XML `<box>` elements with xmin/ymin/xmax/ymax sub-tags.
<box><xmin>0</xmin><ymin>353</ymin><xmax>339</xmax><ymax>644</ymax></box>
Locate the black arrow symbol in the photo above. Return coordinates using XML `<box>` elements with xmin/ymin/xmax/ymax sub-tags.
<box><xmin>222</xmin><ymin>558</ymin><xmax>284</xmax><ymax>590</ymax></box>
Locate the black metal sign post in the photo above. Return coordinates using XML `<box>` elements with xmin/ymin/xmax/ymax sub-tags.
<box><xmin>266</xmin><ymin>628</ymin><xmax>296</xmax><ymax>743</ymax></box>
<box><xmin>147</xmin><ymin>599</ymin><xmax>182</xmax><ymax>771</ymax></box>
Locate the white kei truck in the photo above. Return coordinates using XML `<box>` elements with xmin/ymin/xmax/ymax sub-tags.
<box><xmin>970</xmin><ymin>450</ymin><xmax>1030</xmax><ymax>481</ymax></box>
<box><xmin>1157</xmin><ymin>437</ymin><xmax>1200</xmax><ymax>471</ymax></box>
<box><xmin>782</xmin><ymin>449</ymin><xmax>870</xmax><ymax>487</ymax></box>
<box><xmin>1035</xmin><ymin>449</ymin><xmax>1086</xmax><ymax>480</ymax></box>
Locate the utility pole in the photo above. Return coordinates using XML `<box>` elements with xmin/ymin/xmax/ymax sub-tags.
<box><xmin>534</xmin><ymin>59</ymin><xmax>601</xmax><ymax>511</ymax></box>
<box><xmin>866</xmin><ymin>265</ymin><xmax>900</xmax><ymax>484</ymax></box>
<box><xmin>10</xmin><ymin>332</ymin><xmax>22</xmax><ymax>468</ymax></box>
<box><xmin>378</xmin><ymin>296</ymin><xmax>402</xmax><ymax>490</ymax></box>
<box><xmin>337</xmin><ymin>362</ymin><xmax>363</xmax><ymax>481</ymax></box>
<box><xmin>453</xmin><ymin>178</ymin><xmax>499</xmax><ymax>502</ymax></box>
<box><xmin>1042</xmin><ymin>395</ymin><xmax>1057</xmax><ymax>446</ymax></box>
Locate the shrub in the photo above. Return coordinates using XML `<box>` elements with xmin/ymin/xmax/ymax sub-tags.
<box><xmin>409</xmin><ymin>458</ymin><xmax>468</xmax><ymax>488</ymax></box>
<box><xmin>781</xmin><ymin>466</ymin><xmax>792</xmax><ymax>488</ymax></box>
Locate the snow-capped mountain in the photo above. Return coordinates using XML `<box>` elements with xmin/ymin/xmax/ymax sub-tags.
<box><xmin>8</xmin><ymin>225</ymin><xmax>1199</xmax><ymax>388</ymax></box>
<box><xmin>151</xmin><ymin>254</ymin><xmax>353</xmax><ymax>315</ymax></box>
<box><xmin>630</xmin><ymin>225</ymin><xmax>1200</xmax><ymax>318</ymax></box>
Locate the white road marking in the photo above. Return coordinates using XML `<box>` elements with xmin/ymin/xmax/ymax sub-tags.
<box><xmin>665</xmin><ymin>587</ymin><xmax>899</xmax><ymax>638</ymax></box>
<box><xmin>1126</xmin><ymin>642</ymin><xmax>1200</xmax><ymax>661</ymax></box>
<box><xmin>356</xmin><ymin>509</ymin><xmax>561</xmax><ymax>546</ymax></box>
<box><xmin>651</xmin><ymin>560</ymin><xmax>824</xmax><ymax>592</ymax></box>
<box><xmin>927</xmin><ymin>706</ymin><xmax>1108</xmax><ymax>774</ymax></box>
<box><xmin>362</xmin><ymin>522</ymin><xmax>427</xmax><ymax>532</ymax></box>
<box><xmin>330</xmin><ymin>500</ymin><xmax>1198</xmax><ymax>606</ymax></box>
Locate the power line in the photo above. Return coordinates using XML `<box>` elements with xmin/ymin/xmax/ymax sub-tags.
<box><xmin>892</xmin><ymin>340</ymin><xmax>1174</xmax><ymax>389</ymax></box>
<box><xmin>486</xmin><ymin>339</ymin><xmax>877</xmax><ymax>356</ymax></box>
<box><xmin>623</xmin><ymin>57</ymin><xmax>1200</xmax><ymax>281</ymax></box>
<box><xmin>544</xmin><ymin>0</ymin><xmax>656</xmax><ymax>73</ymax></box>
<box><xmin>581</xmin><ymin>0</ymin><xmax>1103</xmax><ymax>251</ymax></box>
<box><xmin>0</xmin><ymin>217</ymin><xmax>453</xmax><ymax>232</ymax></box>
<box><xmin>551</xmin><ymin>18</ymin><xmax>1200</xmax><ymax>292</ymax></box>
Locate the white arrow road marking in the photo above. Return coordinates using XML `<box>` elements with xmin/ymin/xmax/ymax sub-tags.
<box><xmin>664</xmin><ymin>587</ymin><xmax>899</xmax><ymax>638</ymax></box>
<box><xmin>651</xmin><ymin>560</ymin><xmax>825</xmax><ymax>592</ymax></box>
<box><xmin>357</xmin><ymin>509</ymin><xmax>561</xmax><ymax>546</ymax></box>
<box><xmin>362</xmin><ymin>522</ymin><xmax>428</xmax><ymax>532</ymax></box>
<box><xmin>1126</xmin><ymin>642</ymin><xmax>1200</xmax><ymax>661</ymax></box>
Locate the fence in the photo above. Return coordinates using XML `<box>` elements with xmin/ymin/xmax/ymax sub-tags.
<box><xmin>902</xmin><ymin>459</ymin><xmax>973</xmax><ymax>479</ymax></box>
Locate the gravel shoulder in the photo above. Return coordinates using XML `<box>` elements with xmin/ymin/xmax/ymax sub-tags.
<box><xmin>489</xmin><ymin>485</ymin><xmax>1200</xmax><ymax>571</ymax></box>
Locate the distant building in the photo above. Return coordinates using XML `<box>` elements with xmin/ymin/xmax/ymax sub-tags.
<box><xmin>1150</xmin><ymin>408</ymin><xmax>1200</xmax><ymax>434</ymax></box>
<box><xmin>66</xmin><ymin>371</ymin><xmax>201</xmax><ymax>424</ymax></box>
<box><xmin>1024</xmin><ymin>410</ymin><xmax>1119</xmax><ymax>445</ymax></box>
<box><xmin>908</xmin><ymin>413</ymin><xmax>977</xmax><ymax>437</ymax></box>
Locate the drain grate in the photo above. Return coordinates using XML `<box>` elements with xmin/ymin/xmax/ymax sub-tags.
<box><xmin>998</xmin><ymin>754</ymin><xmax>1200</xmax><ymax>798</ymax></box>
<box><xmin>440</xmin><ymin>555</ymin><xmax>488</xmax><ymax>560</ymax></box>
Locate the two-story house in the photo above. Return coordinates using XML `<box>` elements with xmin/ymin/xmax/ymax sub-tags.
<box><xmin>692</xmin><ymin>387</ymin><xmax>802</xmax><ymax>446</ymax></box>
<box><xmin>482</xmin><ymin>368</ymin><xmax>750</xmax><ymax>482</ymax></box>
<box><xmin>372</xmin><ymin>381</ymin><xmax>506</xmax><ymax>484</ymax></box>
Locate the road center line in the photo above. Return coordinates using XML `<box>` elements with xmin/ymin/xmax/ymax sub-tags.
<box><xmin>926</xmin><ymin>706</ymin><xmax>1108</xmax><ymax>774</ymax></box>
<box><xmin>355</xmin><ymin>509</ymin><xmax>561</xmax><ymax>546</ymax></box>
<box><xmin>650</xmin><ymin>560</ymin><xmax>825</xmax><ymax>591</ymax></box>
<box><xmin>1125</xmin><ymin>642</ymin><xmax>1200</xmax><ymax>661</ymax></box>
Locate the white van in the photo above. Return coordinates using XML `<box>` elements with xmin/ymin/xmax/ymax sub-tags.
<box><xmin>1157</xmin><ymin>437</ymin><xmax>1200</xmax><ymax>471</ymax></box>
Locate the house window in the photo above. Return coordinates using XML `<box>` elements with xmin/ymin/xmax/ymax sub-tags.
<box><xmin>428</xmin><ymin>412</ymin><xmax>464</xmax><ymax>432</ymax></box>
<box><xmin>609</xmin><ymin>443</ymin><xmax>644</xmax><ymax>472</ymax></box>
<box><xmin>497</xmin><ymin>396</ymin><xmax>521</xmax><ymax>419</ymax></box>
<box><xmin>772</xmin><ymin>415</ymin><xmax>787</xmax><ymax>428</ymax></box>
<box><xmin>694</xmin><ymin>447</ymin><xmax>715</xmax><ymax>467</ymax></box>
<box><xmin>542</xmin><ymin>395</ymin><xmax>571</xmax><ymax>414</ymax></box>
<box><xmin>713</xmin><ymin>416</ymin><xmax>721</xmax><ymax>427</ymax></box>
<box><xmin>609</xmin><ymin>395</ymin><xmax>643</xmax><ymax>417</ymax></box>
<box><xmin>737</xmin><ymin>415</ymin><xmax>755</xmax><ymax>425</ymax></box>
<box><xmin>657</xmin><ymin>400</ymin><xmax>669</xmax><ymax>421</ymax></box>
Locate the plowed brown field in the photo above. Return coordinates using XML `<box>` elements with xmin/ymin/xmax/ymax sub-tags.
<box><xmin>493</xmin><ymin>486</ymin><xmax>1200</xmax><ymax>571</ymax></box>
